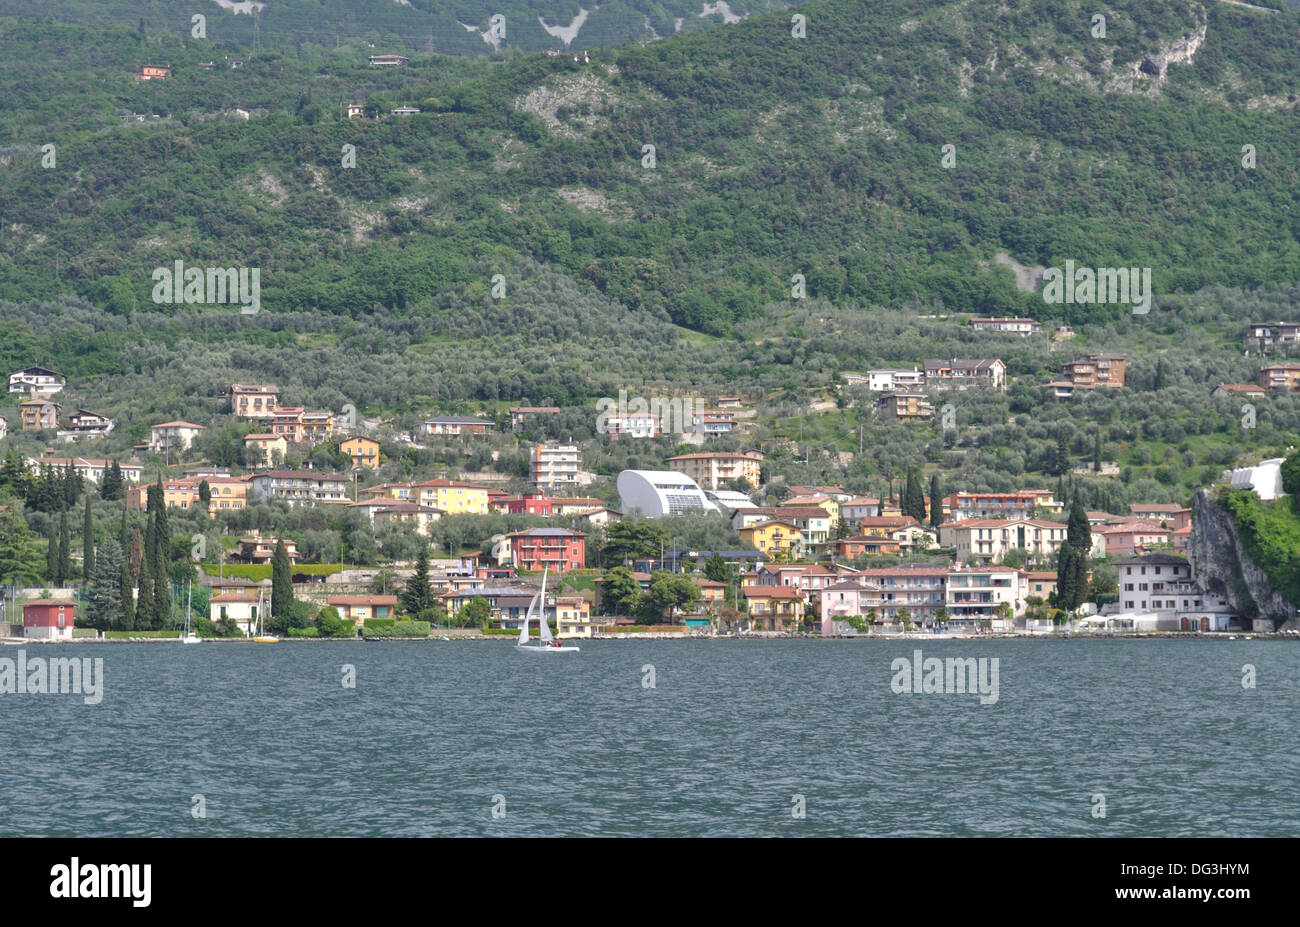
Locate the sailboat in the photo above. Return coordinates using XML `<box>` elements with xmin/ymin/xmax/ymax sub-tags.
<box><xmin>517</xmin><ymin>567</ymin><xmax>578</xmax><ymax>653</ymax></box>
<box><xmin>253</xmin><ymin>585</ymin><xmax>278</xmax><ymax>643</ymax></box>
<box><xmin>181</xmin><ymin>582</ymin><xmax>202</xmax><ymax>644</ymax></box>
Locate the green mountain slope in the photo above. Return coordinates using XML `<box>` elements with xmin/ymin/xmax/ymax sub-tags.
<box><xmin>2</xmin><ymin>0</ymin><xmax>1300</xmax><ymax>508</ymax></box>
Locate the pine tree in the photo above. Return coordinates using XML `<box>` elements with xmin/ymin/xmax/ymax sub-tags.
<box><xmin>272</xmin><ymin>540</ymin><xmax>294</xmax><ymax>617</ymax></box>
<box><xmin>57</xmin><ymin>510</ymin><xmax>71</xmax><ymax>584</ymax></box>
<box><xmin>87</xmin><ymin>537</ymin><xmax>124</xmax><ymax>632</ymax></box>
<box><xmin>928</xmin><ymin>473</ymin><xmax>943</xmax><ymax>529</ymax></box>
<box><xmin>82</xmin><ymin>494</ymin><xmax>94</xmax><ymax>582</ymax></box>
<box><xmin>400</xmin><ymin>545</ymin><xmax>432</xmax><ymax>616</ymax></box>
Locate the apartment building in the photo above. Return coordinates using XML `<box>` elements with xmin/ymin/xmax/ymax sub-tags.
<box><xmin>667</xmin><ymin>451</ymin><xmax>764</xmax><ymax>490</ymax></box>
<box><xmin>1061</xmin><ymin>353</ymin><xmax>1128</xmax><ymax>389</ymax></box>
<box><xmin>968</xmin><ymin>317</ymin><xmax>1041</xmax><ymax>335</ymax></box>
<box><xmin>248</xmin><ymin>471</ymin><xmax>350</xmax><ymax>505</ymax></box>
<box><xmin>1259</xmin><ymin>363</ymin><xmax>1300</xmax><ymax>393</ymax></box>
<box><xmin>939</xmin><ymin>519</ymin><xmax>1069</xmax><ymax>564</ymax></box>
<box><xmin>226</xmin><ymin>384</ymin><xmax>280</xmax><ymax>418</ymax></box>
<box><xmin>923</xmin><ymin>358</ymin><xmax>1007</xmax><ymax>391</ymax></box>
<box><xmin>530</xmin><ymin>444</ymin><xmax>581</xmax><ymax>487</ymax></box>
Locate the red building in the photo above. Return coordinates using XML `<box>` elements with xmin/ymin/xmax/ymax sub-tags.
<box><xmin>506</xmin><ymin>528</ymin><xmax>586</xmax><ymax>572</ymax></box>
<box><xmin>500</xmin><ymin>492</ymin><xmax>555</xmax><ymax>516</ymax></box>
<box><xmin>23</xmin><ymin>599</ymin><xmax>76</xmax><ymax>640</ymax></box>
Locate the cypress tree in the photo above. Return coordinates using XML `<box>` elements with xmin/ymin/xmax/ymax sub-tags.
<box><xmin>134</xmin><ymin>553</ymin><xmax>155</xmax><ymax>628</ymax></box>
<box><xmin>928</xmin><ymin>473</ymin><xmax>943</xmax><ymax>529</ymax></box>
<box><xmin>119</xmin><ymin>552</ymin><xmax>135</xmax><ymax>630</ymax></box>
<box><xmin>57</xmin><ymin>510</ymin><xmax>71</xmax><ymax>584</ymax></box>
<box><xmin>46</xmin><ymin>522</ymin><xmax>58</xmax><ymax>583</ymax></box>
<box><xmin>1092</xmin><ymin>431</ymin><xmax>1102</xmax><ymax>472</ymax></box>
<box><xmin>902</xmin><ymin>467</ymin><xmax>926</xmax><ymax>522</ymax></box>
<box><xmin>100</xmin><ymin>461</ymin><xmax>121</xmax><ymax>500</ymax></box>
<box><xmin>1072</xmin><ymin>545</ymin><xmax>1091</xmax><ymax>607</ymax></box>
<box><xmin>1053</xmin><ymin>433</ymin><xmax>1070</xmax><ymax>476</ymax></box>
<box><xmin>129</xmin><ymin>524</ymin><xmax>143</xmax><ymax>586</ymax></box>
<box><xmin>1067</xmin><ymin>496</ymin><xmax>1090</xmax><ymax>548</ymax></box>
<box><xmin>83</xmin><ymin>494</ymin><xmax>94</xmax><ymax>582</ymax></box>
<box><xmin>1055</xmin><ymin>543</ymin><xmax>1076</xmax><ymax>611</ymax></box>
<box><xmin>271</xmin><ymin>540</ymin><xmax>294</xmax><ymax>617</ymax></box>
<box><xmin>149</xmin><ymin>487</ymin><xmax>171</xmax><ymax>628</ymax></box>
<box><xmin>140</xmin><ymin>510</ymin><xmax>158</xmax><ymax>628</ymax></box>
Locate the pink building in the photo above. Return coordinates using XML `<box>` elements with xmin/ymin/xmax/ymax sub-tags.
<box><xmin>1097</xmin><ymin>521</ymin><xmax>1172</xmax><ymax>558</ymax></box>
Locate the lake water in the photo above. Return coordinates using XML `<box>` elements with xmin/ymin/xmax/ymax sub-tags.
<box><xmin>1</xmin><ymin>639</ymin><xmax>1296</xmax><ymax>837</ymax></box>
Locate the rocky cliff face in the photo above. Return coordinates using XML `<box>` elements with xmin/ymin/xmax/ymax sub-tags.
<box><xmin>1188</xmin><ymin>489</ymin><xmax>1297</xmax><ymax>630</ymax></box>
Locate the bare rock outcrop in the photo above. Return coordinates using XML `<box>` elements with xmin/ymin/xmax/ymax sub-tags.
<box><xmin>1188</xmin><ymin>488</ymin><xmax>1297</xmax><ymax>630</ymax></box>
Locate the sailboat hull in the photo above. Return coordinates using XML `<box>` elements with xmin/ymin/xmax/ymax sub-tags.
<box><xmin>516</xmin><ymin>643</ymin><xmax>580</xmax><ymax>653</ymax></box>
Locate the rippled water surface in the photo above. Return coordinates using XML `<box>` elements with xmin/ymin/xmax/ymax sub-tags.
<box><xmin>1</xmin><ymin>639</ymin><xmax>1296</xmax><ymax>836</ymax></box>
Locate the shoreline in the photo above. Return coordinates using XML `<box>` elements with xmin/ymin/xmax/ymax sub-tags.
<box><xmin>9</xmin><ymin>630</ymin><xmax>1299</xmax><ymax>644</ymax></box>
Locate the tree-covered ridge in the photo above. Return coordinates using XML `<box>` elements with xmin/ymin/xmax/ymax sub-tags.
<box><xmin>0</xmin><ymin>0</ymin><xmax>798</xmax><ymax>57</ymax></box>
<box><xmin>1</xmin><ymin>0</ymin><xmax>1299</xmax><ymax>336</ymax></box>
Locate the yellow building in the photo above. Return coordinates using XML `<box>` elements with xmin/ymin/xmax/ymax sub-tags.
<box><xmin>782</xmin><ymin>494</ymin><xmax>840</xmax><ymax>527</ymax></box>
<box><xmin>555</xmin><ymin>596</ymin><xmax>597</xmax><ymax>638</ymax></box>
<box><xmin>128</xmin><ymin>476</ymin><xmax>247</xmax><ymax>516</ymax></box>
<box><xmin>243</xmin><ymin>433</ymin><xmax>287</xmax><ymax>468</ymax></box>
<box><xmin>341</xmin><ymin>436</ymin><xmax>381</xmax><ymax>469</ymax></box>
<box><xmin>413</xmin><ymin>479</ymin><xmax>490</xmax><ymax>515</ymax></box>
<box><xmin>741</xmin><ymin>586</ymin><xmax>805</xmax><ymax>632</ymax></box>
<box><xmin>204</xmin><ymin>476</ymin><xmax>249</xmax><ymax>513</ymax></box>
<box><xmin>739</xmin><ymin>520</ymin><xmax>804</xmax><ymax>559</ymax></box>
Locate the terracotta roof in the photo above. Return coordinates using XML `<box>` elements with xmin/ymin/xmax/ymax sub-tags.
<box><xmin>743</xmin><ymin>585</ymin><xmax>803</xmax><ymax>599</ymax></box>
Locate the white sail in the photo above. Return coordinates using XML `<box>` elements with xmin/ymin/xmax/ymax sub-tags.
<box><xmin>537</xmin><ymin>569</ymin><xmax>553</xmax><ymax>642</ymax></box>
<box><xmin>518</xmin><ymin>589</ymin><xmax>537</xmax><ymax>645</ymax></box>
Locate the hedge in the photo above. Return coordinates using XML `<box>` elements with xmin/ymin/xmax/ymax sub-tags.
<box><xmin>360</xmin><ymin>621</ymin><xmax>430</xmax><ymax>638</ymax></box>
<box><xmin>199</xmin><ymin>563</ymin><xmax>342</xmax><ymax>581</ymax></box>
<box><xmin>287</xmin><ymin>627</ymin><xmax>321</xmax><ymax>638</ymax></box>
<box><xmin>104</xmin><ymin>630</ymin><xmax>188</xmax><ymax>639</ymax></box>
